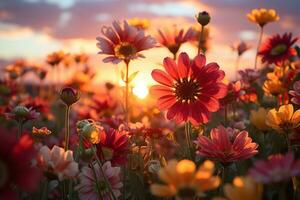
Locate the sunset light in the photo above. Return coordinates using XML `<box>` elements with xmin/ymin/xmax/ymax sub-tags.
<box><xmin>133</xmin><ymin>83</ymin><xmax>149</xmax><ymax>99</ymax></box>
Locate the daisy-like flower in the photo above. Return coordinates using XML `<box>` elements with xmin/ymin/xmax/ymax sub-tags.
<box><xmin>259</xmin><ymin>33</ymin><xmax>298</xmax><ymax>65</ymax></box>
<box><xmin>5</xmin><ymin>105</ymin><xmax>39</xmax><ymax>123</ymax></box>
<box><xmin>289</xmin><ymin>81</ymin><xmax>300</xmax><ymax>105</ymax></box>
<box><xmin>247</xmin><ymin>8</ymin><xmax>279</xmax><ymax>27</ymax></box>
<box><xmin>37</xmin><ymin>145</ymin><xmax>79</xmax><ymax>181</ymax></box>
<box><xmin>265</xmin><ymin>104</ymin><xmax>300</xmax><ymax>133</ymax></box>
<box><xmin>76</xmin><ymin>161</ymin><xmax>123</xmax><ymax>200</ymax></box>
<box><xmin>0</xmin><ymin>129</ymin><xmax>42</xmax><ymax>200</ymax></box>
<box><xmin>150</xmin><ymin>159</ymin><xmax>220</xmax><ymax>199</ymax></box>
<box><xmin>157</xmin><ymin>27</ymin><xmax>194</xmax><ymax>58</ymax></box>
<box><xmin>96</xmin><ymin>20</ymin><xmax>156</xmax><ymax>64</ymax></box>
<box><xmin>249</xmin><ymin>152</ymin><xmax>300</xmax><ymax>184</ymax></box>
<box><xmin>128</xmin><ymin>17</ymin><xmax>150</xmax><ymax>30</ymax></box>
<box><xmin>222</xmin><ymin>176</ymin><xmax>263</xmax><ymax>200</ymax></box>
<box><xmin>151</xmin><ymin>52</ymin><xmax>227</xmax><ymax>125</ymax></box>
<box><xmin>46</xmin><ymin>51</ymin><xmax>66</xmax><ymax>66</ymax></box>
<box><xmin>95</xmin><ymin>128</ymin><xmax>130</xmax><ymax>166</ymax></box>
<box><xmin>238</xmin><ymin>69</ymin><xmax>260</xmax><ymax>87</ymax></box>
<box><xmin>195</xmin><ymin>125</ymin><xmax>258</xmax><ymax>164</ymax></box>
<box><xmin>250</xmin><ymin>107</ymin><xmax>269</xmax><ymax>131</ymax></box>
<box><xmin>263</xmin><ymin>72</ymin><xmax>285</xmax><ymax>96</ymax></box>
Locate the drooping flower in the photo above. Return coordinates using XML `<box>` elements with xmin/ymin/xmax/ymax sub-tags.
<box><xmin>250</xmin><ymin>107</ymin><xmax>269</xmax><ymax>131</ymax></box>
<box><xmin>222</xmin><ymin>176</ymin><xmax>263</xmax><ymax>200</ymax></box>
<box><xmin>259</xmin><ymin>33</ymin><xmax>298</xmax><ymax>65</ymax></box>
<box><xmin>157</xmin><ymin>27</ymin><xmax>194</xmax><ymax>57</ymax></box>
<box><xmin>195</xmin><ymin>125</ymin><xmax>258</xmax><ymax>164</ymax></box>
<box><xmin>289</xmin><ymin>81</ymin><xmax>300</xmax><ymax>105</ymax></box>
<box><xmin>150</xmin><ymin>159</ymin><xmax>220</xmax><ymax>199</ymax></box>
<box><xmin>128</xmin><ymin>18</ymin><xmax>150</xmax><ymax>30</ymax></box>
<box><xmin>95</xmin><ymin>128</ymin><xmax>130</xmax><ymax>166</ymax></box>
<box><xmin>96</xmin><ymin>20</ymin><xmax>156</xmax><ymax>64</ymax></box>
<box><xmin>247</xmin><ymin>8</ymin><xmax>279</xmax><ymax>27</ymax></box>
<box><xmin>151</xmin><ymin>52</ymin><xmax>227</xmax><ymax>125</ymax></box>
<box><xmin>0</xmin><ymin>129</ymin><xmax>42</xmax><ymax>200</ymax></box>
<box><xmin>265</xmin><ymin>104</ymin><xmax>300</xmax><ymax>133</ymax></box>
<box><xmin>76</xmin><ymin>161</ymin><xmax>123</xmax><ymax>200</ymax></box>
<box><xmin>37</xmin><ymin>145</ymin><xmax>79</xmax><ymax>181</ymax></box>
<box><xmin>249</xmin><ymin>152</ymin><xmax>300</xmax><ymax>184</ymax></box>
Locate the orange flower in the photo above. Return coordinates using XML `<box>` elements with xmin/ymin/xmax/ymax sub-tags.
<box><xmin>250</xmin><ymin>107</ymin><xmax>269</xmax><ymax>131</ymax></box>
<box><xmin>32</xmin><ymin>126</ymin><xmax>51</xmax><ymax>136</ymax></box>
<box><xmin>128</xmin><ymin>18</ymin><xmax>150</xmax><ymax>30</ymax></box>
<box><xmin>247</xmin><ymin>8</ymin><xmax>279</xmax><ymax>27</ymax></box>
<box><xmin>46</xmin><ymin>51</ymin><xmax>66</xmax><ymax>66</ymax></box>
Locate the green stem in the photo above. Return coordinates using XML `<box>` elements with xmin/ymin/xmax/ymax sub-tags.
<box><xmin>64</xmin><ymin>105</ymin><xmax>71</xmax><ymax>151</ymax></box>
<box><xmin>284</xmin><ymin>132</ymin><xmax>291</xmax><ymax>151</ymax></box>
<box><xmin>185</xmin><ymin>122</ymin><xmax>192</xmax><ymax>159</ymax></box>
<box><xmin>17</xmin><ymin>121</ymin><xmax>23</xmax><ymax>138</ymax></box>
<box><xmin>91</xmin><ymin>162</ymin><xmax>104</xmax><ymax>200</ymax></box>
<box><xmin>198</xmin><ymin>25</ymin><xmax>205</xmax><ymax>54</ymax></box>
<box><xmin>254</xmin><ymin>26</ymin><xmax>264</xmax><ymax>69</ymax></box>
<box><xmin>40</xmin><ymin>179</ymin><xmax>48</xmax><ymax>200</ymax></box>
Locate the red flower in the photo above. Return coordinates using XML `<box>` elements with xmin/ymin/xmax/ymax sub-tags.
<box><xmin>151</xmin><ymin>52</ymin><xmax>227</xmax><ymax>125</ymax></box>
<box><xmin>249</xmin><ymin>152</ymin><xmax>300</xmax><ymax>184</ymax></box>
<box><xmin>259</xmin><ymin>33</ymin><xmax>298</xmax><ymax>65</ymax></box>
<box><xmin>195</xmin><ymin>125</ymin><xmax>258</xmax><ymax>164</ymax></box>
<box><xmin>95</xmin><ymin>128</ymin><xmax>130</xmax><ymax>166</ymax></box>
<box><xmin>96</xmin><ymin>20</ymin><xmax>156</xmax><ymax>64</ymax></box>
<box><xmin>0</xmin><ymin>129</ymin><xmax>42</xmax><ymax>199</ymax></box>
<box><xmin>157</xmin><ymin>27</ymin><xmax>194</xmax><ymax>56</ymax></box>
<box><xmin>289</xmin><ymin>81</ymin><xmax>300</xmax><ymax>105</ymax></box>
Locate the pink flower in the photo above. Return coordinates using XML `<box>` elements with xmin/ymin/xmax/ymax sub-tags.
<box><xmin>249</xmin><ymin>152</ymin><xmax>300</xmax><ymax>184</ymax></box>
<box><xmin>37</xmin><ymin>145</ymin><xmax>79</xmax><ymax>181</ymax></box>
<box><xmin>151</xmin><ymin>52</ymin><xmax>227</xmax><ymax>125</ymax></box>
<box><xmin>96</xmin><ymin>20</ymin><xmax>156</xmax><ymax>64</ymax></box>
<box><xmin>195</xmin><ymin>125</ymin><xmax>258</xmax><ymax>163</ymax></box>
<box><xmin>76</xmin><ymin>161</ymin><xmax>123</xmax><ymax>200</ymax></box>
<box><xmin>289</xmin><ymin>81</ymin><xmax>300</xmax><ymax>105</ymax></box>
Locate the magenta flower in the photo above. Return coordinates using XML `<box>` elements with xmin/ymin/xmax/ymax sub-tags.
<box><xmin>76</xmin><ymin>161</ymin><xmax>123</xmax><ymax>200</ymax></box>
<box><xmin>249</xmin><ymin>152</ymin><xmax>300</xmax><ymax>184</ymax></box>
<box><xmin>195</xmin><ymin>125</ymin><xmax>258</xmax><ymax>163</ymax></box>
<box><xmin>96</xmin><ymin>20</ymin><xmax>156</xmax><ymax>64</ymax></box>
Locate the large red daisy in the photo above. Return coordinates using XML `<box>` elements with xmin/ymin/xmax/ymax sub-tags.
<box><xmin>259</xmin><ymin>33</ymin><xmax>298</xmax><ymax>65</ymax></box>
<box><xmin>151</xmin><ymin>52</ymin><xmax>227</xmax><ymax>125</ymax></box>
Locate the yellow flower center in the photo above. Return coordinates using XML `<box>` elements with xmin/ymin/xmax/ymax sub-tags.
<box><xmin>114</xmin><ymin>42</ymin><xmax>137</xmax><ymax>59</ymax></box>
<box><xmin>174</xmin><ymin>78</ymin><xmax>201</xmax><ymax>103</ymax></box>
<box><xmin>270</xmin><ymin>44</ymin><xmax>287</xmax><ymax>56</ymax></box>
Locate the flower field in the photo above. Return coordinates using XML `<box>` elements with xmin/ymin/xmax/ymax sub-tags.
<box><xmin>1</xmin><ymin>2</ymin><xmax>300</xmax><ymax>200</ymax></box>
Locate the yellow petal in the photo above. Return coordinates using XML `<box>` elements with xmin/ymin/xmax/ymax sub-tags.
<box><xmin>150</xmin><ymin>184</ymin><xmax>176</xmax><ymax>197</ymax></box>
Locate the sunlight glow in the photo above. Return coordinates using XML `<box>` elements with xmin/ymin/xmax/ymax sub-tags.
<box><xmin>133</xmin><ymin>83</ymin><xmax>149</xmax><ymax>99</ymax></box>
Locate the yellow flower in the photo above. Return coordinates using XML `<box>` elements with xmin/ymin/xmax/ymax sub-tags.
<box><xmin>223</xmin><ymin>176</ymin><xmax>263</xmax><ymax>200</ymax></box>
<box><xmin>250</xmin><ymin>107</ymin><xmax>269</xmax><ymax>131</ymax></box>
<box><xmin>266</xmin><ymin>104</ymin><xmax>300</xmax><ymax>133</ymax></box>
<box><xmin>150</xmin><ymin>159</ymin><xmax>220</xmax><ymax>199</ymax></box>
<box><xmin>128</xmin><ymin>18</ymin><xmax>150</xmax><ymax>30</ymax></box>
<box><xmin>32</xmin><ymin>126</ymin><xmax>52</xmax><ymax>136</ymax></box>
<box><xmin>263</xmin><ymin>73</ymin><xmax>285</xmax><ymax>96</ymax></box>
<box><xmin>247</xmin><ymin>8</ymin><xmax>279</xmax><ymax>27</ymax></box>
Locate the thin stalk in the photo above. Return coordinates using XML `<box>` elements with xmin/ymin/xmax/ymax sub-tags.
<box><xmin>254</xmin><ymin>26</ymin><xmax>264</xmax><ymax>69</ymax></box>
<box><xmin>224</xmin><ymin>106</ymin><xmax>228</xmax><ymax>126</ymax></box>
<box><xmin>40</xmin><ymin>179</ymin><xmax>48</xmax><ymax>200</ymax></box>
<box><xmin>64</xmin><ymin>105</ymin><xmax>71</xmax><ymax>151</ymax></box>
<box><xmin>17</xmin><ymin>121</ymin><xmax>23</xmax><ymax>139</ymax></box>
<box><xmin>198</xmin><ymin>25</ymin><xmax>205</xmax><ymax>54</ymax></box>
<box><xmin>124</xmin><ymin>60</ymin><xmax>130</xmax><ymax>124</ymax></box>
<box><xmin>185</xmin><ymin>122</ymin><xmax>192</xmax><ymax>159</ymax></box>
<box><xmin>235</xmin><ymin>56</ymin><xmax>240</xmax><ymax>80</ymax></box>
<box><xmin>284</xmin><ymin>132</ymin><xmax>291</xmax><ymax>151</ymax></box>
<box><xmin>91</xmin><ymin>163</ymin><xmax>104</xmax><ymax>200</ymax></box>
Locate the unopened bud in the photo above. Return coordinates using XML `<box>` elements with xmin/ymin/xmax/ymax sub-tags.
<box><xmin>196</xmin><ymin>11</ymin><xmax>210</xmax><ymax>26</ymax></box>
<box><xmin>60</xmin><ymin>87</ymin><xmax>80</xmax><ymax>106</ymax></box>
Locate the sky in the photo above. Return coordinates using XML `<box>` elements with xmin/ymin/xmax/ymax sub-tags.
<box><xmin>0</xmin><ymin>0</ymin><xmax>300</xmax><ymax>85</ymax></box>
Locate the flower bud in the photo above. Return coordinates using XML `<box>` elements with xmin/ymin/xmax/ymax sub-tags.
<box><xmin>60</xmin><ymin>87</ymin><xmax>80</xmax><ymax>106</ymax></box>
<box><xmin>81</xmin><ymin>123</ymin><xmax>100</xmax><ymax>144</ymax></box>
<box><xmin>196</xmin><ymin>11</ymin><xmax>210</xmax><ymax>26</ymax></box>
<box><xmin>76</xmin><ymin>119</ymin><xmax>93</xmax><ymax>133</ymax></box>
<box><xmin>13</xmin><ymin>105</ymin><xmax>29</xmax><ymax>118</ymax></box>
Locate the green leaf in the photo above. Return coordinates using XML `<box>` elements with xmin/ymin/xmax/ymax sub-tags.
<box><xmin>128</xmin><ymin>71</ymin><xmax>139</xmax><ymax>83</ymax></box>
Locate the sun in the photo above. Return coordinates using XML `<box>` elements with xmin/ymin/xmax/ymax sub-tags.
<box><xmin>133</xmin><ymin>83</ymin><xmax>149</xmax><ymax>99</ymax></box>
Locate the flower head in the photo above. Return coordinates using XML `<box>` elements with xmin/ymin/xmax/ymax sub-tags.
<box><xmin>231</xmin><ymin>41</ymin><xmax>251</xmax><ymax>56</ymax></box>
<box><xmin>0</xmin><ymin>129</ymin><xmax>42</xmax><ymax>199</ymax></box>
<box><xmin>263</xmin><ymin>72</ymin><xmax>285</xmax><ymax>96</ymax></box>
<box><xmin>265</xmin><ymin>104</ymin><xmax>300</xmax><ymax>133</ymax></box>
<box><xmin>250</xmin><ymin>107</ymin><xmax>269</xmax><ymax>131</ymax></box>
<box><xmin>195</xmin><ymin>125</ymin><xmax>258</xmax><ymax>164</ymax></box>
<box><xmin>128</xmin><ymin>18</ymin><xmax>150</xmax><ymax>30</ymax></box>
<box><xmin>76</xmin><ymin>161</ymin><xmax>122</xmax><ymax>200</ymax></box>
<box><xmin>96</xmin><ymin>20</ymin><xmax>156</xmax><ymax>64</ymax></box>
<box><xmin>95</xmin><ymin>128</ymin><xmax>130</xmax><ymax>166</ymax></box>
<box><xmin>196</xmin><ymin>11</ymin><xmax>211</xmax><ymax>26</ymax></box>
<box><xmin>247</xmin><ymin>8</ymin><xmax>279</xmax><ymax>27</ymax></box>
<box><xmin>60</xmin><ymin>87</ymin><xmax>80</xmax><ymax>106</ymax></box>
<box><xmin>37</xmin><ymin>145</ymin><xmax>79</xmax><ymax>181</ymax></box>
<box><xmin>289</xmin><ymin>81</ymin><xmax>300</xmax><ymax>105</ymax></box>
<box><xmin>157</xmin><ymin>28</ymin><xmax>194</xmax><ymax>56</ymax></box>
<box><xmin>259</xmin><ymin>33</ymin><xmax>298</xmax><ymax>65</ymax></box>
<box><xmin>150</xmin><ymin>159</ymin><xmax>220</xmax><ymax>199</ymax></box>
<box><xmin>223</xmin><ymin>176</ymin><xmax>263</xmax><ymax>200</ymax></box>
<box><xmin>46</xmin><ymin>51</ymin><xmax>66</xmax><ymax>66</ymax></box>
<box><xmin>151</xmin><ymin>52</ymin><xmax>227</xmax><ymax>125</ymax></box>
<box><xmin>5</xmin><ymin>105</ymin><xmax>39</xmax><ymax>123</ymax></box>
<box><xmin>249</xmin><ymin>152</ymin><xmax>300</xmax><ymax>184</ymax></box>
<box><xmin>238</xmin><ymin>69</ymin><xmax>260</xmax><ymax>87</ymax></box>
<box><xmin>32</xmin><ymin>126</ymin><xmax>51</xmax><ymax>136</ymax></box>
